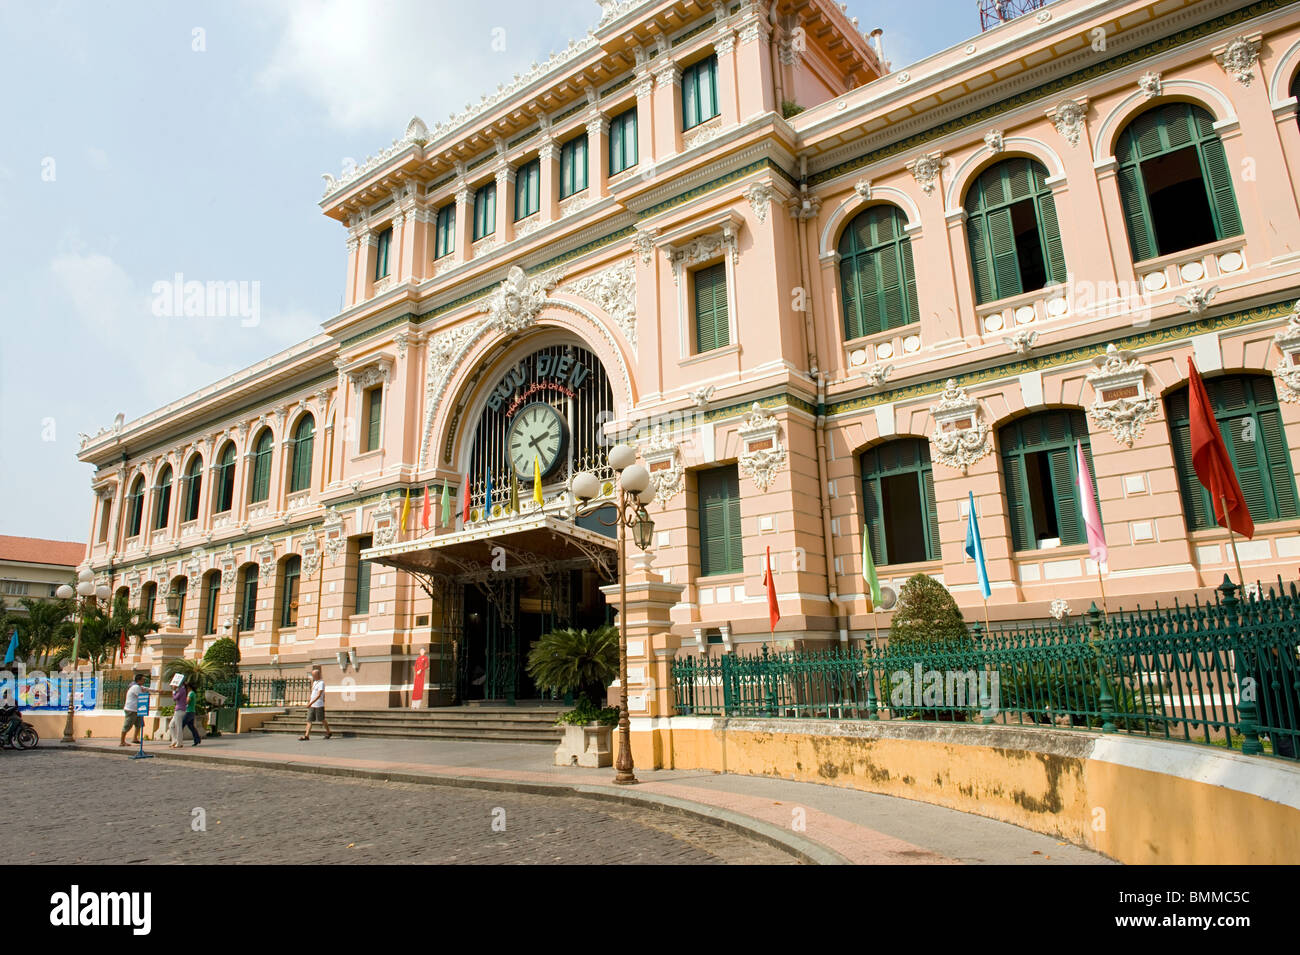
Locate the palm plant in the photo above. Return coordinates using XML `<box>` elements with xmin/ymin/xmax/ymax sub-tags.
<box><xmin>525</xmin><ymin>625</ymin><xmax>619</xmax><ymax>704</ymax></box>
<box><xmin>163</xmin><ymin>656</ymin><xmax>231</xmax><ymax>693</ymax></box>
<box><xmin>10</xmin><ymin>597</ymin><xmax>75</xmax><ymax>668</ymax></box>
<box><xmin>80</xmin><ymin>594</ymin><xmax>159</xmax><ymax>669</ymax></box>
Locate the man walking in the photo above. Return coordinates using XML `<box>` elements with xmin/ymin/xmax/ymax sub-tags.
<box><xmin>118</xmin><ymin>673</ymin><xmax>147</xmax><ymax>747</ymax></box>
<box><xmin>169</xmin><ymin>680</ymin><xmax>187</xmax><ymax>748</ymax></box>
<box><xmin>299</xmin><ymin>666</ymin><xmax>332</xmax><ymax>740</ymax></box>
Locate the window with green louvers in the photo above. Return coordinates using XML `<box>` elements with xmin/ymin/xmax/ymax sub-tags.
<box><xmin>182</xmin><ymin>456</ymin><xmax>203</xmax><ymax>521</ymax></box>
<box><xmin>692</xmin><ymin>262</ymin><xmax>729</xmax><ymax>353</ymax></box>
<box><xmin>1115</xmin><ymin>102</ymin><xmax>1242</xmax><ymax>262</ymax></box>
<box><xmin>473</xmin><ymin>183</ymin><xmax>496</xmax><ymax>240</ymax></box>
<box><xmin>698</xmin><ymin>466</ymin><xmax>742</xmax><ymax>576</ymax></box>
<box><xmin>998</xmin><ymin>410</ymin><xmax>1100</xmax><ymax>552</ymax></box>
<box><xmin>515</xmin><ymin>160</ymin><xmax>540</xmax><ymax>220</ymax></box>
<box><xmin>354</xmin><ymin>536</ymin><xmax>373</xmax><ymax>615</ymax></box>
<box><xmin>249</xmin><ymin>429</ymin><xmax>273</xmax><ymax>503</ymax></box>
<box><xmin>682</xmin><ymin>55</ymin><xmax>719</xmax><ymax>131</ymax></box>
<box><xmin>240</xmin><ymin>568</ymin><xmax>258</xmax><ymax>628</ymax></box>
<box><xmin>203</xmin><ymin>573</ymin><xmax>220</xmax><ymax>636</ymax></box>
<box><xmin>560</xmin><ymin>134</ymin><xmax>588</xmax><ymax>199</ymax></box>
<box><xmin>609</xmin><ymin>108</ymin><xmax>638</xmax><ymax>175</ymax></box>
<box><xmin>838</xmin><ymin>205</ymin><xmax>919</xmax><ymax>340</ymax></box>
<box><xmin>364</xmin><ymin>387</ymin><xmax>383</xmax><ymax>452</ymax></box>
<box><xmin>374</xmin><ymin>227</ymin><xmax>392</xmax><ymax>280</ymax></box>
<box><xmin>1166</xmin><ymin>374</ymin><xmax>1298</xmax><ymax>532</ymax></box>
<box><xmin>214</xmin><ymin>444</ymin><xmax>236</xmax><ymax>513</ymax></box>
<box><xmin>127</xmin><ymin>477</ymin><xmax>145</xmax><ymax>537</ymax></box>
<box><xmin>860</xmin><ymin>439</ymin><xmax>940</xmax><ymax>565</ymax></box>
<box><xmin>965</xmin><ymin>158</ymin><xmax>1066</xmax><ymax>305</ymax></box>
<box><xmin>289</xmin><ymin>416</ymin><xmax>315</xmax><ymax>493</ymax></box>
<box><xmin>434</xmin><ymin>204</ymin><xmax>455</xmax><ymax>259</ymax></box>
<box><xmin>280</xmin><ymin>556</ymin><xmax>301</xmax><ymax>629</ymax></box>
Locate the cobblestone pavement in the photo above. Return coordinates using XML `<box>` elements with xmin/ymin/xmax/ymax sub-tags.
<box><xmin>6</xmin><ymin>749</ymin><xmax>797</xmax><ymax>865</ymax></box>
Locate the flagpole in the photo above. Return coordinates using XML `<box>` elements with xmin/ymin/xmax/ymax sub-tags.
<box><xmin>1095</xmin><ymin>563</ymin><xmax>1109</xmax><ymax>617</ymax></box>
<box><xmin>981</xmin><ymin>597</ymin><xmax>990</xmax><ymax>633</ymax></box>
<box><xmin>1222</xmin><ymin>493</ymin><xmax>1246</xmax><ymax>588</ymax></box>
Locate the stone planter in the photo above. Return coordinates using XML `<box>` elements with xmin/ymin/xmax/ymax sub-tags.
<box><xmin>554</xmin><ymin>722</ymin><xmax>613</xmax><ymax>768</ymax></box>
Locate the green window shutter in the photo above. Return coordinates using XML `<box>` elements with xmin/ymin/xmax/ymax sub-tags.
<box><xmin>900</xmin><ymin>239</ymin><xmax>919</xmax><ymax>329</ymax></box>
<box><xmin>875</xmin><ymin>243</ymin><xmax>904</xmax><ymax>332</ymax></box>
<box><xmin>839</xmin><ymin>206</ymin><xmax>918</xmax><ymax>336</ymax></box>
<box><xmin>921</xmin><ymin>465</ymin><xmax>941</xmax><ymax>562</ymax></box>
<box><xmin>1166</xmin><ymin>391</ymin><xmax>1214</xmax><ymax>531</ymax></box>
<box><xmin>839</xmin><ymin>253</ymin><xmax>863</xmax><ymax>340</ymax></box>
<box><xmin>291</xmin><ymin>419</ymin><xmax>314</xmax><ymax>492</ymax></box>
<box><xmin>281</xmin><ymin>557</ymin><xmax>300</xmax><ymax>628</ymax></box>
<box><xmin>693</xmin><ymin>263</ymin><xmax>728</xmax><ymax>352</ymax></box>
<box><xmin>683</xmin><ymin>64</ymin><xmax>698</xmax><ymax>129</ymax></box>
<box><xmin>355</xmin><ymin>536</ymin><xmax>373</xmax><ymax>615</ymax></box>
<box><xmin>699</xmin><ymin>467</ymin><xmax>741</xmax><ymax>575</ymax></box>
<box><xmin>1198</xmin><ymin>135</ymin><xmax>1243</xmax><ymax>240</ymax></box>
<box><xmin>1257</xmin><ymin>406</ymin><xmax>1299</xmax><ymax>520</ymax></box>
<box><xmin>434</xmin><ymin>205</ymin><xmax>455</xmax><ymax>258</ymax></box>
<box><xmin>1036</xmin><ymin>189</ymin><xmax>1067</xmax><ymax>285</ymax></box>
<box><xmin>366</xmin><ymin>388</ymin><xmax>382</xmax><ymax>451</ymax></box>
<box><xmin>701</xmin><ymin>56</ymin><xmax>718</xmax><ymax>123</ymax></box>
<box><xmin>1116</xmin><ymin>163</ymin><xmax>1157</xmax><ymax>262</ymax></box>
<box><xmin>1226</xmin><ymin>411</ymin><xmax>1270</xmax><ymax>521</ymax></box>
<box><xmin>967</xmin><ymin>212</ymin><xmax>995</xmax><ymax>305</ymax></box>
<box><xmin>474</xmin><ymin>184</ymin><xmax>496</xmax><ymax>239</ymax></box>
<box><xmin>609</xmin><ymin>108</ymin><xmax>637</xmax><ymax>175</ymax></box>
<box><xmin>986</xmin><ymin>207</ymin><xmax>1021</xmax><ymax>300</ymax></box>
<box><xmin>1047</xmin><ymin>446</ymin><xmax>1082</xmax><ymax>546</ymax></box>
<box><xmin>1001</xmin><ymin>450</ymin><xmax>1031</xmax><ymax>551</ymax></box>
<box><xmin>204</xmin><ymin>575</ymin><xmax>219</xmax><ymax>635</ymax></box>
<box><xmin>375</xmin><ymin>228</ymin><xmax>391</xmax><ymax>279</ymax></box>
<box><xmin>861</xmin><ymin>468</ymin><xmax>886</xmax><ymax>565</ymax></box>
<box><xmin>560</xmin><ymin>136</ymin><xmax>587</xmax><ymax>198</ymax></box>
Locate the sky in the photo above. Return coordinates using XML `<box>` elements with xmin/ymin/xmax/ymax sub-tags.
<box><xmin>0</xmin><ymin>0</ymin><xmax>985</xmax><ymax>543</ymax></box>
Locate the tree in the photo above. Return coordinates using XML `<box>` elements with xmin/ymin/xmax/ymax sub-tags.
<box><xmin>9</xmin><ymin>597</ymin><xmax>75</xmax><ymax>668</ymax></box>
<box><xmin>163</xmin><ymin>656</ymin><xmax>230</xmax><ymax>694</ymax></box>
<box><xmin>79</xmin><ymin>594</ymin><xmax>159</xmax><ymax>670</ymax></box>
<box><xmin>203</xmin><ymin>637</ymin><xmax>240</xmax><ymax>673</ymax></box>
<box><xmin>888</xmin><ymin>573</ymin><xmax>971</xmax><ymax>652</ymax></box>
<box><xmin>525</xmin><ymin>626</ymin><xmax>619</xmax><ymax>704</ymax></box>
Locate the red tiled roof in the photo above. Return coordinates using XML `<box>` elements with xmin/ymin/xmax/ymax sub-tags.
<box><xmin>0</xmin><ymin>536</ymin><xmax>85</xmax><ymax>568</ymax></box>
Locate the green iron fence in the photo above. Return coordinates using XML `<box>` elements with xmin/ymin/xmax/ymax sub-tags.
<box><xmin>671</xmin><ymin>577</ymin><xmax>1299</xmax><ymax>760</ymax></box>
<box><xmin>98</xmin><ymin>674</ymin><xmax>311</xmax><ymax>710</ymax></box>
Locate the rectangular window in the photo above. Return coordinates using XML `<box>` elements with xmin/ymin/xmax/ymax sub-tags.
<box><xmin>698</xmin><ymin>466</ymin><xmax>742</xmax><ymax>576</ymax></box>
<box><xmin>692</xmin><ymin>262</ymin><xmax>730</xmax><ymax>353</ymax></box>
<box><xmin>434</xmin><ymin>204</ymin><xmax>455</xmax><ymax>259</ymax></box>
<box><xmin>560</xmin><ymin>134</ymin><xmax>588</xmax><ymax>199</ymax></box>
<box><xmin>514</xmin><ymin>160</ymin><xmax>540</xmax><ymax>220</ymax></box>
<box><xmin>204</xmin><ymin>574</ymin><xmax>220</xmax><ymax>636</ymax></box>
<box><xmin>608</xmin><ymin>108</ymin><xmax>638</xmax><ymax>176</ymax></box>
<box><xmin>374</xmin><ymin>227</ymin><xmax>392</xmax><ymax>279</ymax></box>
<box><xmin>354</xmin><ymin>535</ymin><xmax>373</xmax><ymax>615</ymax></box>
<box><xmin>280</xmin><ymin>557</ymin><xmax>300</xmax><ymax>629</ymax></box>
<box><xmin>473</xmin><ymin>183</ymin><xmax>496</xmax><ymax>240</ymax></box>
<box><xmin>1</xmin><ymin>581</ymin><xmax>28</xmax><ymax>596</ymax></box>
<box><xmin>682</xmin><ymin>55</ymin><xmax>719</xmax><ymax>131</ymax></box>
<box><xmin>241</xmin><ymin>572</ymin><xmax>258</xmax><ymax>629</ymax></box>
<box><xmin>364</xmin><ymin>386</ymin><xmax>383</xmax><ymax>452</ymax></box>
<box><xmin>97</xmin><ymin>502</ymin><xmax>111</xmax><ymax>542</ymax></box>
<box><xmin>174</xmin><ymin>578</ymin><xmax>187</xmax><ymax>623</ymax></box>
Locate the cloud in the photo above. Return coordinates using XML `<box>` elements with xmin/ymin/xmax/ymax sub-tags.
<box><xmin>255</xmin><ymin>0</ymin><xmax>593</xmax><ymax>137</ymax></box>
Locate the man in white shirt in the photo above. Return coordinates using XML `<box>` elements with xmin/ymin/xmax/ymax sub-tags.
<box><xmin>299</xmin><ymin>666</ymin><xmax>332</xmax><ymax>740</ymax></box>
<box><xmin>118</xmin><ymin>673</ymin><xmax>148</xmax><ymax>747</ymax></box>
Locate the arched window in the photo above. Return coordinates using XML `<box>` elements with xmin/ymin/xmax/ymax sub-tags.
<box><xmin>999</xmin><ymin>409</ymin><xmax>1100</xmax><ymax>552</ymax></box>
<box><xmin>238</xmin><ymin>565</ymin><xmax>259</xmax><ymax>630</ymax></box>
<box><xmin>152</xmin><ymin>465</ymin><xmax>173</xmax><ymax>531</ymax></box>
<box><xmin>860</xmin><ymin>438</ymin><xmax>940</xmax><ymax>565</ymax></box>
<box><xmin>249</xmin><ymin>429</ymin><xmax>274</xmax><ymax>503</ymax></box>
<box><xmin>280</xmin><ymin>556</ymin><xmax>301</xmax><ymax>629</ymax></box>
<box><xmin>214</xmin><ymin>443</ymin><xmax>237</xmax><ymax>513</ymax></box>
<box><xmin>126</xmin><ymin>476</ymin><xmax>146</xmax><ymax>538</ymax></box>
<box><xmin>171</xmin><ymin>577</ymin><xmax>187</xmax><ymax>622</ymax></box>
<box><xmin>200</xmin><ymin>570</ymin><xmax>221</xmax><ymax>636</ymax></box>
<box><xmin>965</xmin><ymin>157</ymin><xmax>1066</xmax><ymax>305</ymax></box>
<box><xmin>838</xmin><ymin>205</ymin><xmax>919</xmax><ymax>340</ymax></box>
<box><xmin>1165</xmin><ymin>374</ymin><xmax>1298</xmax><ymax>531</ymax></box>
<box><xmin>181</xmin><ymin>456</ymin><xmax>203</xmax><ymax>522</ymax></box>
<box><xmin>1115</xmin><ymin>102</ymin><xmax>1242</xmax><ymax>262</ymax></box>
<box><xmin>289</xmin><ymin>416</ymin><xmax>315</xmax><ymax>493</ymax></box>
<box><xmin>141</xmin><ymin>582</ymin><xmax>157</xmax><ymax>624</ymax></box>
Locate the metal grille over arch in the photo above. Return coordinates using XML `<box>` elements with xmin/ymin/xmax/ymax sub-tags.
<box><xmin>465</xmin><ymin>341</ymin><xmax>616</xmax><ymax>516</ymax></box>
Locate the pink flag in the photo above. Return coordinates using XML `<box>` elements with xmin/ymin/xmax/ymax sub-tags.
<box><xmin>1076</xmin><ymin>441</ymin><xmax>1108</xmax><ymax>567</ymax></box>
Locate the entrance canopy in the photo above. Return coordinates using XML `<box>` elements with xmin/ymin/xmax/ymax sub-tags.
<box><xmin>361</xmin><ymin>512</ymin><xmax>616</xmax><ymax>585</ymax></box>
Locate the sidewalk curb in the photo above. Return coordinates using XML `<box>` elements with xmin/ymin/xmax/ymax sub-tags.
<box><xmin>69</xmin><ymin>745</ymin><xmax>849</xmax><ymax>865</ymax></box>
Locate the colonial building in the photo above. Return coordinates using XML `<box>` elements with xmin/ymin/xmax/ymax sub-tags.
<box><xmin>78</xmin><ymin>0</ymin><xmax>1300</xmax><ymax>708</ymax></box>
<box><xmin>0</xmin><ymin>536</ymin><xmax>85</xmax><ymax>617</ymax></box>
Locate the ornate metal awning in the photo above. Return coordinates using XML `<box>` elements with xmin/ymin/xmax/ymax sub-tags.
<box><xmin>361</xmin><ymin>512</ymin><xmax>616</xmax><ymax>593</ymax></box>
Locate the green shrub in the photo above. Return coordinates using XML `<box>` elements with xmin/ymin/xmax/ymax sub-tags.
<box><xmin>203</xmin><ymin>637</ymin><xmax>240</xmax><ymax>671</ymax></box>
<box><xmin>526</xmin><ymin>626</ymin><xmax>619</xmax><ymax>703</ymax></box>
<box><xmin>781</xmin><ymin>99</ymin><xmax>805</xmax><ymax>118</ymax></box>
<box><xmin>888</xmin><ymin>573</ymin><xmax>971</xmax><ymax>652</ymax></box>
<box><xmin>557</xmin><ymin>697</ymin><xmax>619</xmax><ymax>727</ymax></box>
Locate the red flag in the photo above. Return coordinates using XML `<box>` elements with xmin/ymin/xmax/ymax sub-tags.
<box><xmin>1187</xmin><ymin>358</ymin><xmax>1254</xmax><ymax>539</ymax></box>
<box><xmin>118</xmin><ymin>629</ymin><xmax>126</xmax><ymax>663</ymax></box>
<box><xmin>763</xmin><ymin>546</ymin><xmax>780</xmax><ymax>633</ymax></box>
<box><xmin>461</xmin><ymin>478</ymin><xmax>471</xmax><ymax>526</ymax></box>
<box><xmin>421</xmin><ymin>485</ymin><xmax>431</xmax><ymax>530</ymax></box>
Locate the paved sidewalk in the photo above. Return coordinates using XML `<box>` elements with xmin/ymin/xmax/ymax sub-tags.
<box><xmin>79</xmin><ymin>734</ymin><xmax>1111</xmax><ymax>865</ymax></box>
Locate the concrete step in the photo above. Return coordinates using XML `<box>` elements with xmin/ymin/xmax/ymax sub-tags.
<box><xmin>254</xmin><ymin>704</ymin><xmax>569</xmax><ymax>743</ymax></box>
<box><xmin>256</xmin><ymin>723</ymin><xmax>559</xmax><ymax>744</ymax></box>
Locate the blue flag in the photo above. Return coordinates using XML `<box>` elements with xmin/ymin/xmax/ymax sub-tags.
<box><xmin>964</xmin><ymin>491</ymin><xmax>991</xmax><ymax>600</ymax></box>
<box><xmin>484</xmin><ymin>467</ymin><xmax>494</xmax><ymax>520</ymax></box>
<box><xmin>3</xmin><ymin>629</ymin><xmax>16</xmax><ymax>666</ymax></box>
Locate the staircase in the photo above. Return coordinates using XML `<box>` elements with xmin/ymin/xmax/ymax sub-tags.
<box><xmin>255</xmin><ymin>704</ymin><xmax>568</xmax><ymax>745</ymax></box>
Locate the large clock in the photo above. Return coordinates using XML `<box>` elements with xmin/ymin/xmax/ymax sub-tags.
<box><xmin>507</xmin><ymin>402</ymin><xmax>567</xmax><ymax>479</ymax></box>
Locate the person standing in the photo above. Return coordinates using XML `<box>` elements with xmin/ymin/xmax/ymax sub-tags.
<box><xmin>299</xmin><ymin>666</ymin><xmax>332</xmax><ymax>740</ymax></box>
<box><xmin>118</xmin><ymin>673</ymin><xmax>147</xmax><ymax>747</ymax></box>
<box><xmin>169</xmin><ymin>680</ymin><xmax>187</xmax><ymax>748</ymax></box>
<box><xmin>181</xmin><ymin>680</ymin><xmax>202</xmax><ymax>746</ymax></box>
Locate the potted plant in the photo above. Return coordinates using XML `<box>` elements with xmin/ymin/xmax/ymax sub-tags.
<box><xmin>525</xmin><ymin>626</ymin><xmax>620</xmax><ymax>767</ymax></box>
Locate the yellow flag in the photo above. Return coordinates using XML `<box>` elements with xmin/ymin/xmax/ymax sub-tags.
<box><xmin>533</xmin><ymin>455</ymin><xmax>543</xmax><ymax>506</ymax></box>
<box><xmin>400</xmin><ymin>488</ymin><xmax>411</xmax><ymax>531</ymax></box>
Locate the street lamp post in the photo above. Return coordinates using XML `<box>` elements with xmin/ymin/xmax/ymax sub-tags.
<box><xmin>572</xmin><ymin>443</ymin><xmax>655</xmax><ymax>786</ymax></box>
<box><xmin>57</xmin><ymin>569</ymin><xmax>113</xmax><ymax>743</ymax></box>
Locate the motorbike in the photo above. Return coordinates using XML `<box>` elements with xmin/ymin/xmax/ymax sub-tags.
<box><xmin>0</xmin><ymin>705</ymin><xmax>38</xmax><ymax>750</ymax></box>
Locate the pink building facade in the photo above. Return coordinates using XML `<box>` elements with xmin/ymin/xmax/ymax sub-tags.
<box><xmin>77</xmin><ymin>0</ymin><xmax>1300</xmax><ymax>707</ymax></box>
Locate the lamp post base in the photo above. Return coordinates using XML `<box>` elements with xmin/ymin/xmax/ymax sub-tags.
<box><xmin>612</xmin><ymin>772</ymin><xmax>639</xmax><ymax>785</ymax></box>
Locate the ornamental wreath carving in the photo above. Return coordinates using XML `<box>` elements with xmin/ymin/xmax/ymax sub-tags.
<box><xmin>485</xmin><ymin>265</ymin><xmax>564</xmax><ymax>334</ymax></box>
<box><xmin>666</xmin><ymin>227</ymin><xmax>739</xmax><ymax>283</ymax></box>
<box><xmin>641</xmin><ymin>425</ymin><xmax>684</xmax><ymax>507</ymax></box>
<box><xmin>1085</xmin><ymin>345</ymin><xmax>1158</xmax><ymax>447</ymax></box>
<box><xmin>737</xmin><ymin>403</ymin><xmax>787</xmax><ymax>493</ymax></box>
<box><xmin>1049</xmin><ymin>98</ymin><xmax>1088</xmax><ymax>148</ymax></box>
<box><xmin>906</xmin><ymin>152</ymin><xmax>944</xmax><ymax>195</ymax></box>
<box><xmin>928</xmin><ymin>379</ymin><xmax>991</xmax><ymax>474</ymax></box>
<box><xmin>567</xmin><ymin>259</ymin><xmax>637</xmax><ymax>350</ymax></box>
<box><xmin>1215</xmin><ymin>35</ymin><xmax>1260</xmax><ymax>87</ymax></box>
<box><xmin>1271</xmin><ymin>302</ymin><xmax>1300</xmax><ymax>402</ymax></box>
<box><xmin>219</xmin><ymin>544</ymin><xmax>237</xmax><ymax>593</ymax></box>
<box><xmin>322</xmin><ymin>506</ymin><xmax>346</xmax><ymax>564</ymax></box>
<box><xmin>742</xmin><ymin>182</ymin><xmax>773</xmax><ymax>223</ymax></box>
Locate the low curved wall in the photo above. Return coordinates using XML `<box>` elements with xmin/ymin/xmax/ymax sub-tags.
<box><xmin>630</xmin><ymin>718</ymin><xmax>1300</xmax><ymax>864</ymax></box>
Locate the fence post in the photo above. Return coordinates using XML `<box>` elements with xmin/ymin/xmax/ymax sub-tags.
<box><xmin>1089</xmin><ymin>602</ymin><xmax>1116</xmax><ymax>734</ymax></box>
<box><xmin>721</xmin><ymin>653</ymin><xmax>733</xmax><ymax>717</ymax></box>
<box><xmin>1222</xmin><ymin>576</ymin><xmax>1263</xmax><ymax>756</ymax></box>
<box><xmin>865</xmin><ymin>644</ymin><xmax>878</xmax><ymax>720</ymax></box>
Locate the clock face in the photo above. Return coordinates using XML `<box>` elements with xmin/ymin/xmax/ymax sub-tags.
<box><xmin>507</xmin><ymin>402</ymin><xmax>566</xmax><ymax>479</ymax></box>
